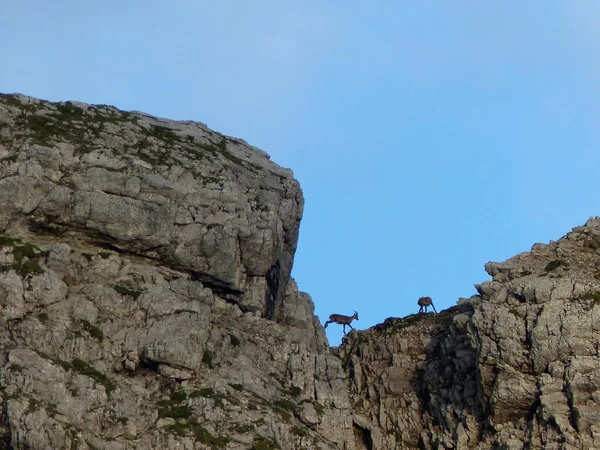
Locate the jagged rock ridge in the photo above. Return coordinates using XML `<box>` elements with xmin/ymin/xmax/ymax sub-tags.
<box><xmin>339</xmin><ymin>218</ymin><xmax>600</xmax><ymax>449</ymax></box>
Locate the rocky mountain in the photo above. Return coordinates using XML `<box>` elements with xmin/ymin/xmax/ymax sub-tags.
<box><xmin>339</xmin><ymin>218</ymin><xmax>600</xmax><ymax>449</ymax></box>
<box><xmin>1</xmin><ymin>93</ymin><xmax>599</xmax><ymax>450</ymax></box>
<box><xmin>0</xmin><ymin>93</ymin><xmax>352</xmax><ymax>449</ymax></box>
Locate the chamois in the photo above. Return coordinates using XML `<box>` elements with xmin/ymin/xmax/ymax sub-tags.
<box><xmin>417</xmin><ymin>296</ymin><xmax>437</xmax><ymax>314</ymax></box>
<box><xmin>324</xmin><ymin>311</ymin><xmax>359</xmax><ymax>334</ymax></box>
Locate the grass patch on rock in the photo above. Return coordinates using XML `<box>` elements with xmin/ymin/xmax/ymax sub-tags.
<box><xmin>271</xmin><ymin>398</ymin><xmax>296</xmax><ymax>422</ymax></box>
<box><xmin>189</xmin><ymin>386</ymin><xmax>239</xmax><ymax>407</ymax></box>
<box><xmin>578</xmin><ymin>291</ymin><xmax>600</xmax><ymax>310</ymax></box>
<box><xmin>157</xmin><ymin>388</ymin><xmax>193</xmax><ymax>420</ymax></box>
<box><xmin>166</xmin><ymin>421</ymin><xmax>230</xmax><ymax>447</ymax></box>
<box><xmin>157</xmin><ymin>402</ymin><xmax>193</xmax><ymax>420</ymax></box>
<box><xmin>285</xmin><ymin>385</ymin><xmax>302</xmax><ymax>398</ymax></box>
<box><xmin>0</xmin><ymin>233</ymin><xmax>46</xmax><ymax>278</ymax></box>
<box><xmin>273</xmin><ymin>399</ymin><xmax>296</xmax><ymax>411</ymax></box>
<box><xmin>149</xmin><ymin>124</ymin><xmax>184</xmax><ymax>145</ymax></box>
<box><xmin>229</xmin><ymin>334</ymin><xmax>241</xmax><ymax>347</ymax></box>
<box><xmin>37</xmin><ymin>313</ymin><xmax>49</xmax><ymax>323</ymax></box>
<box><xmin>159</xmin><ymin>392</ymin><xmax>230</xmax><ymax>448</ymax></box>
<box><xmin>80</xmin><ymin>319</ymin><xmax>103</xmax><ymax>341</ymax></box>
<box><xmin>292</xmin><ymin>425</ymin><xmax>308</xmax><ymax>437</ymax></box>
<box><xmin>251</xmin><ymin>437</ymin><xmax>280</xmax><ymax>450</ymax></box>
<box><xmin>202</xmin><ymin>350</ymin><xmax>215</xmax><ymax>368</ymax></box>
<box><xmin>112</xmin><ymin>284</ymin><xmax>144</xmax><ymax>299</ymax></box>
<box><xmin>544</xmin><ymin>259</ymin><xmax>570</xmax><ymax>272</ymax></box>
<box><xmin>313</xmin><ymin>401</ymin><xmax>325</xmax><ymax>416</ymax></box>
<box><xmin>69</xmin><ymin>358</ymin><xmax>116</xmax><ymax>397</ymax></box>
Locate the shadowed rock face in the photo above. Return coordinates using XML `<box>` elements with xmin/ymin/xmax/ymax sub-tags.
<box><xmin>0</xmin><ymin>94</ymin><xmax>355</xmax><ymax>449</ymax></box>
<box><xmin>339</xmin><ymin>217</ymin><xmax>600</xmax><ymax>450</ymax></box>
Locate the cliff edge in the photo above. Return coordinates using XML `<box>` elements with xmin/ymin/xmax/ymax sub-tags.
<box><xmin>340</xmin><ymin>217</ymin><xmax>600</xmax><ymax>449</ymax></box>
<box><xmin>0</xmin><ymin>94</ymin><xmax>353</xmax><ymax>449</ymax></box>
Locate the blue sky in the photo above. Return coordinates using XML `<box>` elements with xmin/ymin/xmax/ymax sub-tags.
<box><xmin>2</xmin><ymin>2</ymin><xmax>599</xmax><ymax>344</ymax></box>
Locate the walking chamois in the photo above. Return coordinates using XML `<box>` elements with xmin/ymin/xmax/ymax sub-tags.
<box><xmin>324</xmin><ymin>311</ymin><xmax>359</xmax><ymax>334</ymax></box>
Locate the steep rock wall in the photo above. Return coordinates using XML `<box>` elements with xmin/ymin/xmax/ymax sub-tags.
<box><xmin>0</xmin><ymin>94</ymin><xmax>354</xmax><ymax>449</ymax></box>
<box><xmin>0</xmin><ymin>93</ymin><xmax>302</xmax><ymax>317</ymax></box>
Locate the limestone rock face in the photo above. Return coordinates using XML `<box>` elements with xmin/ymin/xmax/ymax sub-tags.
<box><xmin>339</xmin><ymin>217</ymin><xmax>600</xmax><ymax>449</ymax></box>
<box><xmin>0</xmin><ymin>94</ymin><xmax>354</xmax><ymax>449</ymax></box>
<box><xmin>3</xmin><ymin>92</ymin><xmax>600</xmax><ymax>450</ymax></box>
<box><xmin>0</xmin><ymin>93</ymin><xmax>302</xmax><ymax>317</ymax></box>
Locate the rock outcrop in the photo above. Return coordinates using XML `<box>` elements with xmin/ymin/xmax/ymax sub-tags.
<box><xmin>339</xmin><ymin>218</ymin><xmax>600</xmax><ymax>449</ymax></box>
<box><xmin>0</xmin><ymin>94</ymin><xmax>354</xmax><ymax>449</ymax></box>
<box><xmin>2</xmin><ymin>92</ymin><xmax>600</xmax><ymax>450</ymax></box>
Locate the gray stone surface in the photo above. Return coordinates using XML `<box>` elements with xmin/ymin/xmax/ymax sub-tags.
<box><xmin>339</xmin><ymin>217</ymin><xmax>600</xmax><ymax>449</ymax></box>
<box><xmin>0</xmin><ymin>93</ymin><xmax>303</xmax><ymax>317</ymax></box>
<box><xmin>0</xmin><ymin>94</ymin><xmax>354</xmax><ymax>449</ymax></box>
<box><xmin>3</xmin><ymin>92</ymin><xmax>600</xmax><ymax>450</ymax></box>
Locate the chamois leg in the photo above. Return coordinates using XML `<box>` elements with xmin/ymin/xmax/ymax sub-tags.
<box><xmin>431</xmin><ymin>303</ymin><xmax>437</xmax><ymax>313</ymax></box>
<box><xmin>324</xmin><ymin>320</ymin><xmax>331</xmax><ymax>329</ymax></box>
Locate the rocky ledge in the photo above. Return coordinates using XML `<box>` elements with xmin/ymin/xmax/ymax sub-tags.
<box><xmin>339</xmin><ymin>217</ymin><xmax>600</xmax><ymax>449</ymax></box>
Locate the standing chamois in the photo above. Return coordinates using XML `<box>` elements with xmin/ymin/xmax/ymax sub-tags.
<box><xmin>417</xmin><ymin>296</ymin><xmax>437</xmax><ymax>314</ymax></box>
<box><xmin>324</xmin><ymin>311</ymin><xmax>359</xmax><ymax>334</ymax></box>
